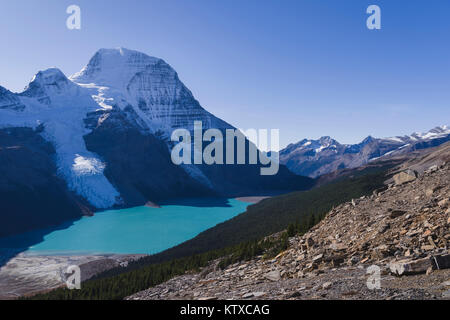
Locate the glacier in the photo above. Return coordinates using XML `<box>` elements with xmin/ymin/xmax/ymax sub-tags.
<box><xmin>0</xmin><ymin>68</ymin><xmax>120</xmax><ymax>208</ymax></box>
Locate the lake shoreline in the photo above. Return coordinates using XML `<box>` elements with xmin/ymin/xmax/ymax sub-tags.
<box><xmin>0</xmin><ymin>197</ymin><xmax>254</xmax><ymax>298</ymax></box>
<box><xmin>235</xmin><ymin>196</ymin><xmax>271</xmax><ymax>203</ymax></box>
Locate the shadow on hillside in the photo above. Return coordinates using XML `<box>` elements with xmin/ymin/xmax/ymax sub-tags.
<box><xmin>0</xmin><ymin>219</ymin><xmax>77</xmax><ymax>268</ymax></box>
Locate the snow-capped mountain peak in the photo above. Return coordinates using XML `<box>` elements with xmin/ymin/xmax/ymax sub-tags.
<box><xmin>384</xmin><ymin>125</ymin><xmax>450</xmax><ymax>143</ymax></box>
<box><xmin>29</xmin><ymin>68</ymin><xmax>68</xmax><ymax>86</ymax></box>
<box><xmin>19</xmin><ymin>68</ymin><xmax>86</xmax><ymax>107</ymax></box>
<box><xmin>71</xmin><ymin>48</ymin><xmax>230</xmax><ymax>132</ymax></box>
<box><xmin>0</xmin><ymin>86</ymin><xmax>25</xmax><ymax>111</ymax></box>
<box><xmin>281</xmin><ymin>136</ymin><xmax>340</xmax><ymax>156</ymax></box>
<box><xmin>420</xmin><ymin>125</ymin><xmax>450</xmax><ymax>138</ymax></box>
<box><xmin>70</xmin><ymin>48</ymin><xmax>162</xmax><ymax>90</ymax></box>
<box><xmin>360</xmin><ymin>135</ymin><xmax>375</xmax><ymax>144</ymax></box>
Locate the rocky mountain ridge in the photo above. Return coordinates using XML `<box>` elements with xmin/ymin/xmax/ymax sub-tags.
<box><xmin>280</xmin><ymin>125</ymin><xmax>450</xmax><ymax>178</ymax></box>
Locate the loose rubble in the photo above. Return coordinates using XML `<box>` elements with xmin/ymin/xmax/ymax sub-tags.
<box><xmin>128</xmin><ymin>162</ymin><xmax>450</xmax><ymax>300</ymax></box>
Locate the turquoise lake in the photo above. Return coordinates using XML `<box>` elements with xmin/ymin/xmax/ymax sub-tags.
<box><xmin>0</xmin><ymin>198</ymin><xmax>250</xmax><ymax>256</ymax></box>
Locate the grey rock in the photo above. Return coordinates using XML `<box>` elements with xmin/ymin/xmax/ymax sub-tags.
<box><xmin>393</xmin><ymin>170</ymin><xmax>417</xmax><ymax>185</ymax></box>
<box><xmin>390</xmin><ymin>210</ymin><xmax>407</xmax><ymax>219</ymax></box>
<box><xmin>389</xmin><ymin>257</ymin><xmax>433</xmax><ymax>276</ymax></box>
<box><xmin>265</xmin><ymin>270</ymin><xmax>281</xmax><ymax>282</ymax></box>
<box><xmin>322</xmin><ymin>282</ymin><xmax>332</xmax><ymax>289</ymax></box>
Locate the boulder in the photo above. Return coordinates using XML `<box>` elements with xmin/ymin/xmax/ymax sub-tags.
<box><xmin>393</xmin><ymin>170</ymin><xmax>417</xmax><ymax>185</ymax></box>
<box><xmin>253</xmin><ymin>292</ymin><xmax>266</xmax><ymax>298</ymax></box>
<box><xmin>389</xmin><ymin>209</ymin><xmax>407</xmax><ymax>219</ymax></box>
<box><xmin>265</xmin><ymin>270</ymin><xmax>281</xmax><ymax>282</ymax></box>
<box><xmin>390</xmin><ymin>254</ymin><xmax>450</xmax><ymax>276</ymax></box>
<box><xmin>322</xmin><ymin>282</ymin><xmax>332</xmax><ymax>290</ymax></box>
<box><xmin>389</xmin><ymin>257</ymin><xmax>432</xmax><ymax>276</ymax></box>
<box><xmin>433</xmin><ymin>254</ymin><xmax>450</xmax><ymax>270</ymax></box>
<box><xmin>438</xmin><ymin>198</ymin><xmax>449</xmax><ymax>208</ymax></box>
<box><xmin>312</xmin><ymin>254</ymin><xmax>324</xmax><ymax>262</ymax></box>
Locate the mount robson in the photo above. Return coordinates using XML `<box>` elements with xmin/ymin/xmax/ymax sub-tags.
<box><xmin>0</xmin><ymin>48</ymin><xmax>313</xmax><ymax>237</ymax></box>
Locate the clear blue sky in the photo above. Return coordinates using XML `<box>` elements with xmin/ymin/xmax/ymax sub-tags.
<box><xmin>0</xmin><ymin>0</ymin><xmax>449</xmax><ymax>148</ymax></box>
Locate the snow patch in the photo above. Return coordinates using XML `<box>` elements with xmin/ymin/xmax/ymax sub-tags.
<box><xmin>385</xmin><ymin>137</ymin><xmax>404</xmax><ymax>143</ymax></box>
<box><xmin>73</xmin><ymin>156</ymin><xmax>106</xmax><ymax>175</ymax></box>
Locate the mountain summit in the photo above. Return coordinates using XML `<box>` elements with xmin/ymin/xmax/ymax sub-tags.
<box><xmin>71</xmin><ymin>48</ymin><xmax>162</xmax><ymax>86</ymax></box>
<box><xmin>71</xmin><ymin>48</ymin><xmax>230</xmax><ymax>132</ymax></box>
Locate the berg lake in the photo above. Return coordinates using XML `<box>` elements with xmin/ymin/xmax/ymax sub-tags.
<box><xmin>0</xmin><ymin>198</ymin><xmax>250</xmax><ymax>256</ymax></box>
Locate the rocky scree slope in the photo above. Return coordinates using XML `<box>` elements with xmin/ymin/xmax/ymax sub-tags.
<box><xmin>128</xmin><ymin>160</ymin><xmax>450</xmax><ymax>300</ymax></box>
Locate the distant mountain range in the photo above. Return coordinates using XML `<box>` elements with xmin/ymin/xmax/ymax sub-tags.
<box><xmin>280</xmin><ymin>125</ymin><xmax>450</xmax><ymax>178</ymax></box>
<box><xmin>0</xmin><ymin>48</ymin><xmax>311</xmax><ymax>237</ymax></box>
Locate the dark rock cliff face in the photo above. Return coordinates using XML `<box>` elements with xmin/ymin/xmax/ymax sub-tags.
<box><xmin>0</xmin><ymin>127</ymin><xmax>91</xmax><ymax>238</ymax></box>
<box><xmin>83</xmin><ymin>108</ymin><xmax>215</xmax><ymax>206</ymax></box>
<box><xmin>191</xmin><ymin>140</ymin><xmax>315</xmax><ymax>197</ymax></box>
<box><xmin>83</xmin><ymin>108</ymin><xmax>314</xmax><ymax>206</ymax></box>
